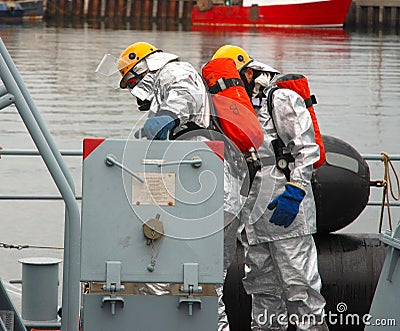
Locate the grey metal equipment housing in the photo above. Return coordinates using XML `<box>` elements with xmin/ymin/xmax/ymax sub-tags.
<box><xmin>80</xmin><ymin>138</ymin><xmax>224</xmax><ymax>330</ymax></box>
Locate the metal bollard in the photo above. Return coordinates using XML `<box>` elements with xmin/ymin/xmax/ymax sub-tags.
<box><xmin>18</xmin><ymin>257</ymin><xmax>62</xmax><ymax>321</ymax></box>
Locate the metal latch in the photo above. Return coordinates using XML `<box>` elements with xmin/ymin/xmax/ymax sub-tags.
<box><xmin>180</xmin><ymin>263</ymin><xmax>202</xmax><ymax>293</ymax></box>
<box><xmin>101</xmin><ymin>261</ymin><xmax>125</xmax><ymax>315</ymax></box>
<box><xmin>179</xmin><ymin>263</ymin><xmax>202</xmax><ymax>316</ymax></box>
<box><xmin>178</xmin><ymin>296</ymin><xmax>202</xmax><ymax>316</ymax></box>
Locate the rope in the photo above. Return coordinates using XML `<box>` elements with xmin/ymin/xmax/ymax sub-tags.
<box><xmin>0</xmin><ymin>242</ymin><xmax>63</xmax><ymax>250</ymax></box>
<box><xmin>378</xmin><ymin>152</ymin><xmax>400</xmax><ymax>233</ymax></box>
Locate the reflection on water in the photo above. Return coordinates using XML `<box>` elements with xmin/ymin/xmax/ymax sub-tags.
<box><xmin>0</xmin><ymin>21</ymin><xmax>399</xmax><ymax>293</ymax></box>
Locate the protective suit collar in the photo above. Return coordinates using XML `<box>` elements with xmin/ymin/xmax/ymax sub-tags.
<box><xmin>145</xmin><ymin>52</ymin><xmax>179</xmax><ymax>72</ymax></box>
<box><xmin>133</xmin><ymin>60</ymin><xmax>149</xmax><ymax>75</ymax></box>
<box><xmin>247</xmin><ymin>60</ymin><xmax>280</xmax><ymax>74</ymax></box>
<box><xmin>130</xmin><ymin>52</ymin><xmax>179</xmax><ymax>103</ymax></box>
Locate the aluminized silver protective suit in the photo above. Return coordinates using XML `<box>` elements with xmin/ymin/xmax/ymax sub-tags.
<box><xmin>241</xmin><ymin>87</ymin><xmax>327</xmax><ymax>330</ymax></box>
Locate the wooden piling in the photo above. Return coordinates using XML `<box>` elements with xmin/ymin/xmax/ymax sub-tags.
<box><xmin>182</xmin><ymin>0</ymin><xmax>194</xmax><ymax>20</ymax></box>
<box><xmin>44</xmin><ymin>0</ymin><xmax>57</xmax><ymax>19</ymax></box>
<box><xmin>55</xmin><ymin>0</ymin><xmax>66</xmax><ymax>17</ymax></box>
<box><xmin>142</xmin><ymin>0</ymin><xmax>153</xmax><ymax>18</ymax></box>
<box><xmin>130</xmin><ymin>0</ymin><xmax>142</xmax><ymax>19</ymax></box>
<box><xmin>116</xmin><ymin>0</ymin><xmax>127</xmax><ymax>17</ymax></box>
<box><xmin>348</xmin><ymin>0</ymin><xmax>400</xmax><ymax>28</ymax></box>
<box><xmin>157</xmin><ymin>0</ymin><xmax>168</xmax><ymax>18</ymax></box>
<box><xmin>167</xmin><ymin>0</ymin><xmax>179</xmax><ymax>18</ymax></box>
<box><xmin>71</xmin><ymin>0</ymin><xmax>84</xmax><ymax>17</ymax></box>
<box><xmin>87</xmin><ymin>0</ymin><xmax>101</xmax><ymax>19</ymax></box>
<box><xmin>105</xmin><ymin>0</ymin><xmax>116</xmax><ymax>18</ymax></box>
<box><xmin>389</xmin><ymin>7</ymin><xmax>397</xmax><ymax>25</ymax></box>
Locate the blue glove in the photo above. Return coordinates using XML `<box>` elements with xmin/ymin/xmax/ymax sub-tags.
<box><xmin>143</xmin><ymin>115</ymin><xmax>177</xmax><ymax>140</ymax></box>
<box><xmin>267</xmin><ymin>182</ymin><xmax>306</xmax><ymax>228</ymax></box>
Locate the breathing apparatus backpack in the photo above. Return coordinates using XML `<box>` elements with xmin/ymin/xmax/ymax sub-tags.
<box><xmin>201</xmin><ymin>57</ymin><xmax>264</xmax><ymax>193</ymax></box>
<box><xmin>266</xmin><ymin>74</ymin><xmax>326</xmax><ymax>181</ymax></box>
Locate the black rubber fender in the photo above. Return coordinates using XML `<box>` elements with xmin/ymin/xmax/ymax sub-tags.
<box><xmin>313</xmin><ymin>135</ymin><xmax>370</xmax><ymax>233</ymax></box>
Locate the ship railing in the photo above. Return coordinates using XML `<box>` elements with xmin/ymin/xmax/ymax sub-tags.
<box><xmin>0</xmin><ymin>149</ymin><xmax>82</xmax><ymax>201</ymax></box>
<box><xmin>1</xmin><ymin>150</ymin><xmax>399</xmax><ymax>206</ymax></box>
<box><xmin>0</xmin><ymin>38</ymin><xmax>79</xmax><ymax>331</ymax></box>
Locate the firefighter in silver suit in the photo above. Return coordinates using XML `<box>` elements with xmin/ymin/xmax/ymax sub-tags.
<box><xmin>107</xmin><ymin>42</ymin><xmax>242</xmax><ymax>331</ymax></box>
<box><xmin>212</xmin><ymin>45</ymin><xmax>328</xmax><ymax>331</ymax></box>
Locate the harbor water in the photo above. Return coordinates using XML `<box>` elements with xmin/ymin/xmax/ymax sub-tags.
<box><xmin>0</xmin><ymin>21</ymin><xmax>400</xmax><ymax>310</ymax></box>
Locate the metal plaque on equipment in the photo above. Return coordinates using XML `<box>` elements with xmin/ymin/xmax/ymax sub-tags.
<box><xmin>132</xmin><ymin>172</ymin><xmax>175</xmax><ymax>206</ymax></box>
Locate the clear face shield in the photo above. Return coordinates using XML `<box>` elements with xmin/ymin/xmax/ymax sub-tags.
<box><xmin>96</xmin><ymin>53</ymin><xmax>150</xmax><ymax>90</ymax></box>
<box><xmin>95</xmin><ymin>53</ymin><xmax>124</xmax><ymax>89</ymax></box>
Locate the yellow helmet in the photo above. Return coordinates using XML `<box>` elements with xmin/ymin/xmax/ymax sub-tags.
<box><xmin>118</xmin><ymin>42</ymin><xmax>160</xmax><ymax>87</ymax></box>
<box><xmin>212</xmin><ymin>45</ymin><xmax>252</xmax><ymax>71</ymax></box>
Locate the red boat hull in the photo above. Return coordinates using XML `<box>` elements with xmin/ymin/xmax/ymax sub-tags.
<box><xmin>192</xmin><ymin>0</ymin><xmax>352</xmax><ymax>28</ymax></box>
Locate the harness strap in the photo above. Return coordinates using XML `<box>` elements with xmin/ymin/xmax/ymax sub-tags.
<box><xmin>260</xmin><ymin>156</ymin><xmax>276</xmax><ymax>166</ymax></box>
<box><xmin>266</xmin><ymin>86</ymin><xmax>280</xmax><ymax>116</ymax></box>
<box><xmin>252</xmin><ymin>96</ymin><xmax>266</xmax><ymax>109</ymax></box>
<box><xmin>267</xmin><ymin>87</ymin><xmax>294</xmax><ymax>182</ymax></box>
<box><xmin>209</xmin><ymin>77</ymin><xmax>243</xmax><ymax>94</ymax></box>
<box><xmin>304</xmin><ymin>95</ymin><xmax>317</xmax><ymax>108</ymax></box>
